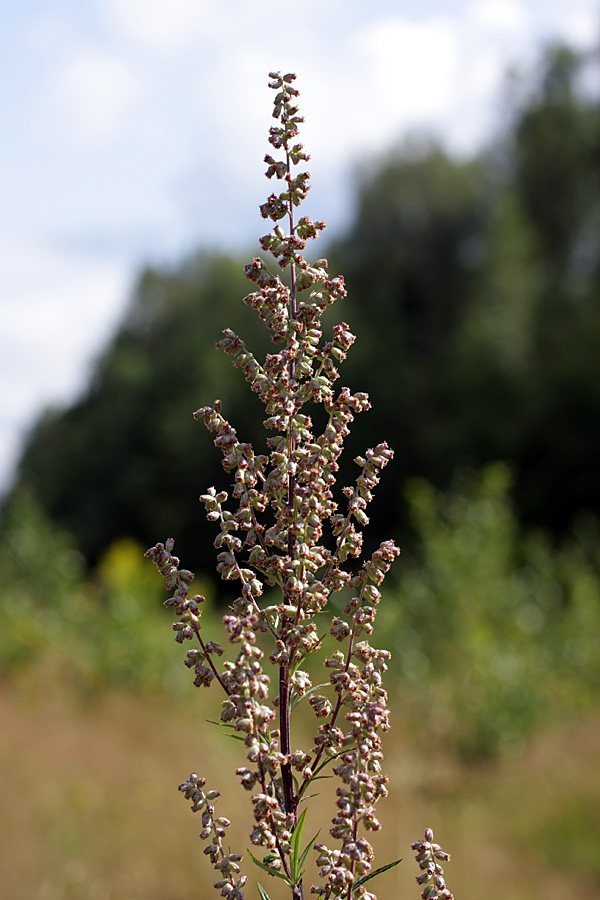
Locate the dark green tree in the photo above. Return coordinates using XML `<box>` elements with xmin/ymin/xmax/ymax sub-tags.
<box><xmin>328</xmin><ymin>141</ymin><xmax>492</xmax><ymax>511</ymax></box>
<box><xmin>512</xmin><ymin>44</ymin><xmax>600</xmax><ymax>279</ymax></box>
<box><xmin>505</xmin><ymin>42</ymin><xmax>600</xmax><ymax>531</ymax></box>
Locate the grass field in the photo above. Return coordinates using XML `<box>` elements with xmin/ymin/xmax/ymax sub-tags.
<box><xmin>2</xmin><ymin>670</ymin><xmax>599</xmax><ymax>900</ymax></box>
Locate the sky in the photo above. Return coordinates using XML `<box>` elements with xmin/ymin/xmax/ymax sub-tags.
<box><xmin>1</xmin><ymin>0</ymin><xmax>599</xmax><ymax>497</ymax></box>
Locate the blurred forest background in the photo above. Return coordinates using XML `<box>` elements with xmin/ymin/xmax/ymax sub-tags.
<box><xmin>3</xmin><ymin>40</ymin><xmax>600</xmax><ymax>900</ymax></box>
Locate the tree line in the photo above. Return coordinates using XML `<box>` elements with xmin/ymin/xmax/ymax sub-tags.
<box><xmin>7</xmin><ymin>42</ymin><xmax>600</xmax><ymax>573</ymax></box>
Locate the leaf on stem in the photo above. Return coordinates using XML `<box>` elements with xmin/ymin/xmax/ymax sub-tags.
<box><xmin>353</xmin><ymin>858</ymin><xmax>403</xmax><ymax>889</ymax></box>
<box><xmin>247</xmin><ymin>850</ymin><xmax>292</xmax><ymax>885</ymax></box>
<box><xmin>289</xmin><ymin>808</ymin><xmax>320</xmax><ymax>885</ymax></box>
<box><xmin>290</xmin><ymin>682</ymin><xmax>331</xmax><ymax>712</ymax></box>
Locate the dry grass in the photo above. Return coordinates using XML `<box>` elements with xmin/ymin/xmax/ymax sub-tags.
<box><xmin>1</xmin><ymin>671</ymin><xmax>599</xmax><ymax>900</ymax></box>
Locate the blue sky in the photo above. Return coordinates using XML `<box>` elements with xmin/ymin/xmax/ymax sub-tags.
<box><xmin>1</xmin><ymin>0</ymin><xmax>598</xmax><ymax>495</ymax></box>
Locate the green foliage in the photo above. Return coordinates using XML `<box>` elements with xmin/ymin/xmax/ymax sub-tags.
<box><xmin>512</xmin><ymin>44</ymin><xmax>600</xmax><ymax>273</ymax></box>
<box><xmin>3</xmin><ymin>473</ymin><xmax>600</xmax><ymax>770</ymax></box>
<box><xmin>326</xmin><ymin>142</ymin><xmax>493</xmax><ymax>547</ymax></box>
<box><xmin>0</xmin><ymin>489</ymin><xmax>87</xmax><ymax>671</ymax></box>
<box><xmin>0</xmin><ymin>491</ymin><xmax>216</xmax><ymax>694</ymax></box>
<box><xmin>329</xmin><ymin>140</ymin><xmax>488</xmax><ymax>364</ymax></box>
<box><xmin>525</xmin><ymin>794</ymin><xmax>600</xmax><ymax>882</ymax></box>
<box><xmin>83</xmin><ymin>537</ymin><xmax>209</xmax><ymax>693</ymax></box>
<box><xmin>382</xmin><ymin>464</ymin><xmax>600</xmax><ymax>760</ymax></box>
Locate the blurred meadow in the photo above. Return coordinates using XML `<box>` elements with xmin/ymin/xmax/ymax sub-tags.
<box><xmin>3</xmin><ymin>10</ymin><xmax>600</xmax><ymax>900</ymax></box>
<box><xmin>2</xmin><ymin>464</ymin><xmax>600</xmax><ymax>899</ymax></box>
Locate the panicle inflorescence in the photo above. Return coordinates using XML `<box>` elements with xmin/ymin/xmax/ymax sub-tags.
<box><xmin>145</xmin><ymin>70</ymin><xmax>420</xmax><ymax>900</ymax></box>
<box><xmin>179</xmin><ymin>773</ymin><xmax>247</xmax><ymax>899</ymax></box>
<box><xmin>411</xmin><ymin>830</ymin><xmax>454</xmax><ymax>900</ymax></box>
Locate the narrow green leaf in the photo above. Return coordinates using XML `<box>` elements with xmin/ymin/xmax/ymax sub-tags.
<box><xmin>206</xmin><ymin>719</ymin><xmax>238</xmax><ymax>731</ymax></box>
<box><xmin>299</xmin><ymin>792</ymin><xmax>321</xmax><ymax>803</ymax></box>
<box><xmin>290</xmin><ymin>682</ymin><xmax>330</xmax><ymax>711</ymax></box>
<box><xmin>354</xmin><ymin>858</ymin><xmax>403</xmax><ymax>888</ymax></box>
<box><xmin>247</xmin><ymin>850</ymin><xmax>291</xmax><ymax>884</ymax></box>
<box><xmin>311</xmin><ymin>749</ymin><xmax>345</xmax><ymax>778</ymax></box>
<box><xmin>205</xmin><ymin>720</ymin><xmax>246</xmax><ymax>742</ymax></box>
<box><xmin>296</xmin><ymin>829</ymin><xmax>320</xmax><ymax>879</ymax></box>
<box><xmin>289</xmin><ymin>639</ymin><xmax>324</xmax><ymax>678</ymax></box>
<box><xmin>289</xmin><ymin>808</ymin><xmax>307</xmax><ymax>881</ymax></box>
<box><xmin>300</xmin><ymin>775</ymin><xmax>332</xmax><ymax>791</ymax></box>
<box><xmin>298</xmin><ymin>751</ymin><xmax>345</xmax><ymax>805</ymax></box>
<box><xmin>257</xmin><ymin>884</ymin><xmax>272</xmax><ymax>900</ymax></box>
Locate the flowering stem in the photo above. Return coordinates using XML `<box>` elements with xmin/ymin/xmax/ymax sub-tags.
<box><xmin>146</xmin><ymin>71</ymin><xmax>408</xmax><ymax>900</ymax></box>
<box><xmin>280</xmin><ymin>661</ymin><xmax>296</xmax><ymax>810</ymax></box>
<box><xmin>281</xmin><ymin>135</ymin><xmax>302</xmax><ymax>895</ymax></box>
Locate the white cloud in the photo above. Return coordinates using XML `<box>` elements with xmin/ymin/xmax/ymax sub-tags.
<box><xmin>0</xmin><ymin>231</ymin><xmax>130</xmax><ymax>492</ymax></box>
<box><xmin>42</xmin><ymin>49</ymin><xmax>145</xmax><ymax>149</ymax></box>
<box><xmin>357</xmin><ymin>18</ymin><xmax>460</xmax><ymax>125</ymax></box>
<box><xmin>102</xmin><ymin>0</ymin><xmax>209</xmax><ymax>53</ymax></box>
<box><xmin>257</xmin><ymin>16</ymin><xmax>465</xmax><ymax>171</ymax></box>
<box><xmin>549</xmin><ymin>0</ymin><xmax>599</xmax><ymax>48</ymax></box>
<box><xmin>468</xmin><ymin>0</ymin><xmax>530</xmax><ymax>33</ymax></box>
<box><xmin>0</xmin><ymin>233</ymin><xmax>128</xmax><ymax>366</ymax></box>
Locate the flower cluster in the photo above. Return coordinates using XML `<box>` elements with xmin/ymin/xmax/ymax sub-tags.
<box><xmin>147</xmin><ymin>72</ymin><xmax>405</xmax><ymax>900</ymax></box>
<box><xmin>411</xmin><ymin>830</ymin><xmax>454</xmax><ymax>900</ymax></box>
<box><xmin>179</xmin><ymin>773</ymin><xmax>247</xmax><ymax>900</ymax></box>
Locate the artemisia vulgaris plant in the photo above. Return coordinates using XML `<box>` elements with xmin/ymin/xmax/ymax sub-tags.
<box><xmin>146</xmin><ymin>72</ymin><xmax>454</xmax><ymax>900</ymax></box>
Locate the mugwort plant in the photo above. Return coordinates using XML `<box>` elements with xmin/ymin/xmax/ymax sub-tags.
<box><xmin>146</xmin><ymin>72</ymin><xmax>453</xmax><ymax>900</ymax></box>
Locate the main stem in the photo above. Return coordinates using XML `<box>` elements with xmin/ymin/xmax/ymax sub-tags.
<box><xmin>279</xmin><ymin>140</ymin><xmax>303</xmax><ymax>900</ymax></box>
